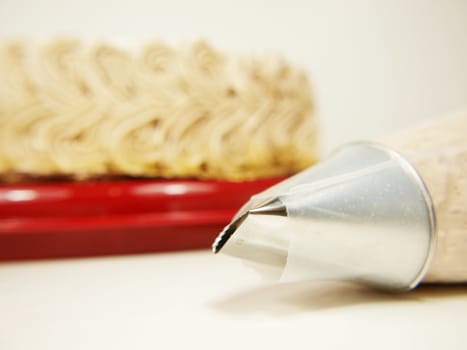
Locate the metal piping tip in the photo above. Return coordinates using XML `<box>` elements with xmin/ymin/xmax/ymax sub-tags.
<box><xmin>211</xmin><ymin>142</ymin><xmax>437</xmax><ymax>291</ymax></box>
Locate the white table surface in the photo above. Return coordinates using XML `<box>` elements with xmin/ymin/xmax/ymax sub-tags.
<box><xmin>1</xmin><ymin>250</ymin><xmax>466</xmax><ymax>350</ymax></box>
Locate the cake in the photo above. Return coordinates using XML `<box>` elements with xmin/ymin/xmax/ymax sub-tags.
<box><xmin>0</xmin><ymin>39</ymin><xmax>318</xmax><ymax>182</ymax></box>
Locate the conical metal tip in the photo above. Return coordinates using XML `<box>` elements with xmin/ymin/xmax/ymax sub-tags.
<box><xmin>212</xmin><ymin>142</ymin><xmax>437</xmax><ymax>291</ymax></box>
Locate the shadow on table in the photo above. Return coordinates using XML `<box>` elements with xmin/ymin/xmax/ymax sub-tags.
<box><xmin>210</xmin><ymin>281</ymin><xmax>467</xmax><ymax>315</ymax></box>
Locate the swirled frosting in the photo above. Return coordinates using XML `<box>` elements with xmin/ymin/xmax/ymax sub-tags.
<box><xmin>0</xmin><ymin>39</ymin><xmax>317</xmax><ymax>181</ymax></box>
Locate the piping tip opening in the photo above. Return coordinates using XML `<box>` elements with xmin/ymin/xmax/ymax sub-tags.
<box><xmin>212</xmin><ymin>213</ymin><xmax>248</xmax><ymax>254</ymax></box>
<box><xmin>212</xmin><ymin>198</ymin><xmax>286</xmax><ymax>254</ymax></box>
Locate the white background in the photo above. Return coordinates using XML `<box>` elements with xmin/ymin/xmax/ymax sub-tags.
<box><xmin>1</xmin><ymin>1</ymin><xmax>467</xmax><ymax>349</ymax></box>
<box><xmin>1</xmin><ymin>0</ymin><xmax>467</xmax><ymax>152</ymax></box>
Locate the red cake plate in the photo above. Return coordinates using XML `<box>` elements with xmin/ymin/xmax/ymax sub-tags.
<box><xmin>0</xmin><ymin>177</ymin><xmax>283</xmax><ymax>261</ymax></box>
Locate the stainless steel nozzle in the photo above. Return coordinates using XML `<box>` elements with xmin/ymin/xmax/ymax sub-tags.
<box><xmin>213</xmin><ymin>142</ymin><xmax>437</xmax><ymax>291</ymax></box>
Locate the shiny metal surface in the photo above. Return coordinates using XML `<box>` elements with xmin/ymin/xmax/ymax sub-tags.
<box><xmin>215</xmin><ymin>142</ymin><xmax>437</xmax><ymax>291</ymax></box>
